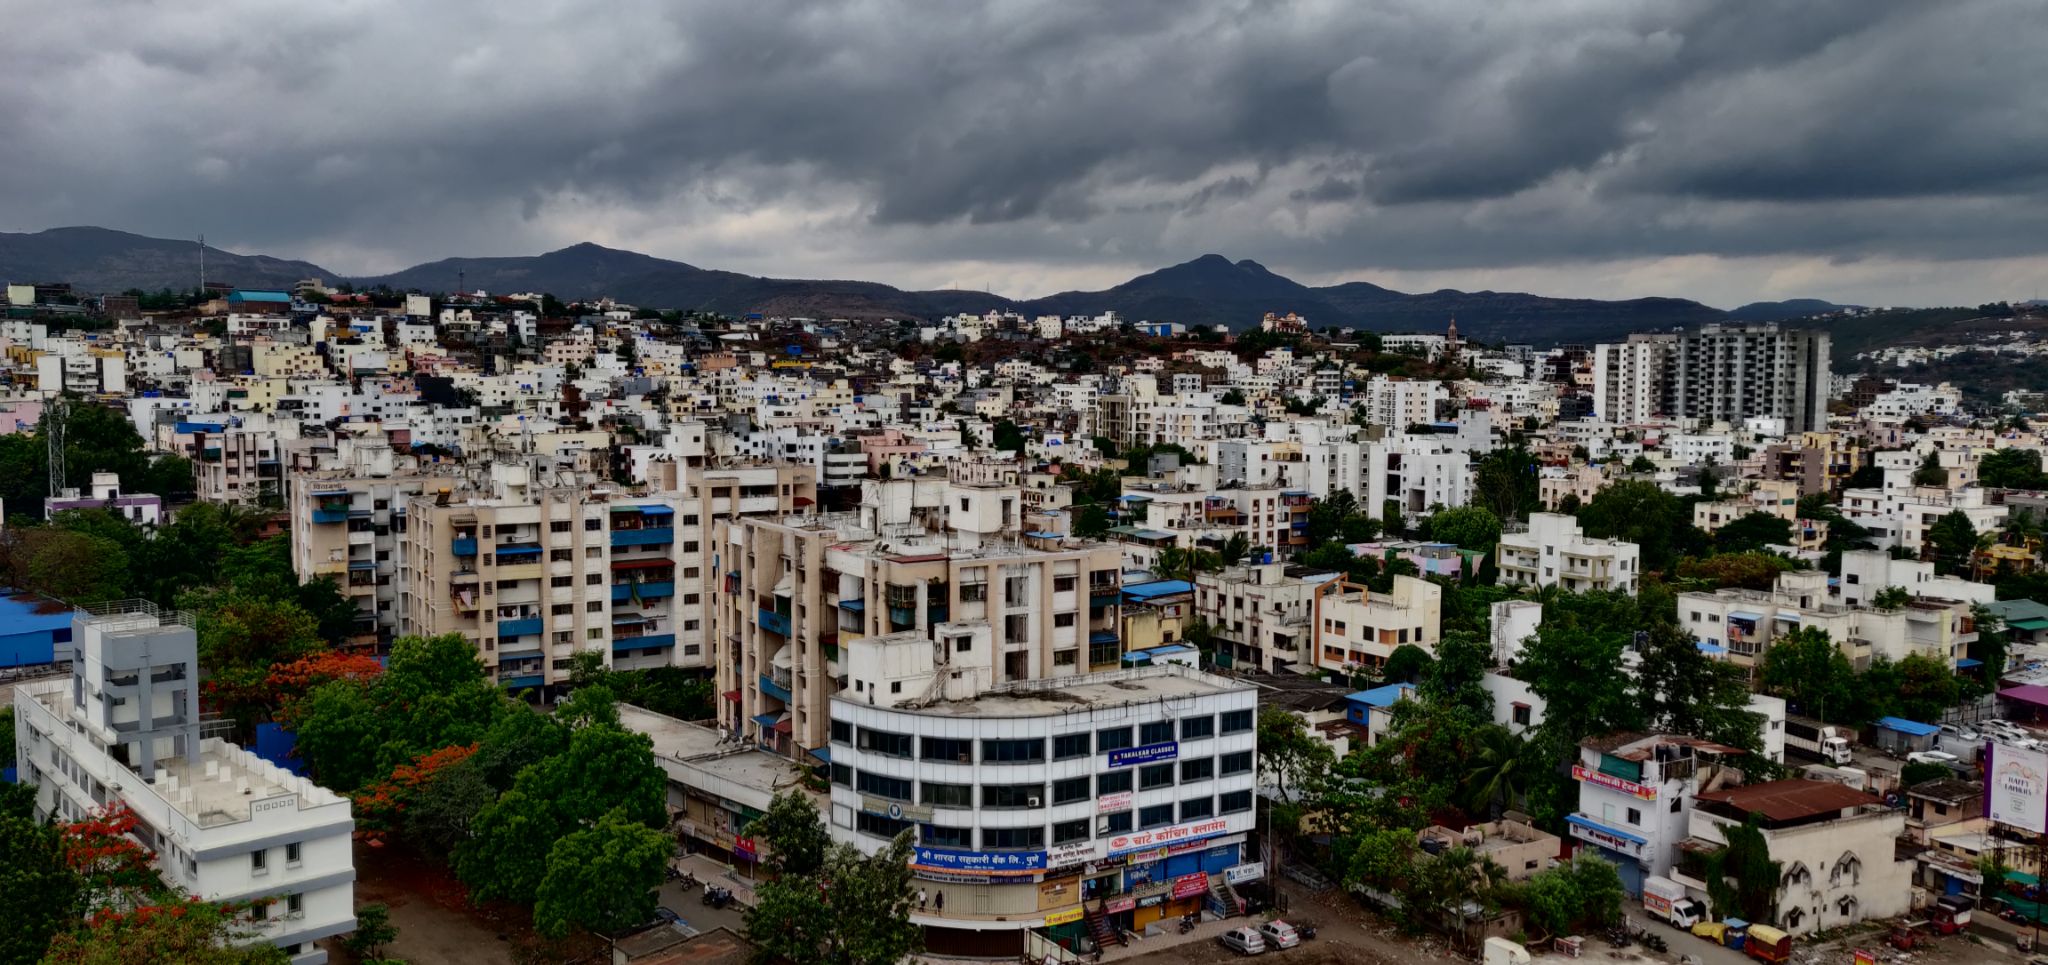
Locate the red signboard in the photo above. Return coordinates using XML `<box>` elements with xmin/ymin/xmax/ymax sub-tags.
<box><xmin>1572</xmin><ymin>764</ymin><xmax>1658</xmax><ymax>801</ymax></box>
<box><xmin>1104</xmin><ymin>896</ymin><xmax>1137</xmax><ymax>914</ymax></box>
<box><xmin>1170</xmin><ymin>872</ymin><xmax>1210</xmax><ymax>900</ymax></box>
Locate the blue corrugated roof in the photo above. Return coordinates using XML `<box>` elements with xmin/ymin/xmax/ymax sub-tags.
<box><xmin>1346</xmin><ymin>683</ymin><xmax>1413</xmax><ymax>709</ymax></box>
<box><xmin>1876</xmin><ymin>716</ymin><xmax>1939</xmax><ymax>736</ymax></box>
<box><xmin>1123</xmin><ymin>580</ymin><xmax>1194</xmax><ymax>600</ymax></box>
<box><xmin>1957</xmin><ymin>658</ymin><xmax>1984</xmax><ymax>669</ymax></box>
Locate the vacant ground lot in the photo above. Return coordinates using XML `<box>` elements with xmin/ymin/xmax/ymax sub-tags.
<box><xmin>334</xmin><ymin>840</ymin><xmax>604</xmax><ymax>965</ymax></box>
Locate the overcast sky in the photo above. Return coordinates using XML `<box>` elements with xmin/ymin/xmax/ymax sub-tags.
<box><xmin>4</xmin><ymin>0</ymin><xmax>2044</xmax><ymax>308</ymax></box>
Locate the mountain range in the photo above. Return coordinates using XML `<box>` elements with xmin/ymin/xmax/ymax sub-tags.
<box><xmin>1</xmin><ymin>226</ymin><xmax>1845</xmax><ymax>343</ymax></box>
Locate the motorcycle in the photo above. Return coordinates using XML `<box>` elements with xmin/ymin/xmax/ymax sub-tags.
<box><xmin>1177</xmin><ymin>914</ymin><xmax>1198</xmax><ymax>935</ymax></box>
<box><xmin>702</xmin><ymin>886</ymin><xmax>733</xmax><ymax>908</ymax></box>
<box><xmin>676</xmin><ymin>870</ymin><xmax>700</xmax><ymax>892</ymax></box>
<box><xmin>1299</xmin><ymin>923</ymin><xmax>1318</xmax><ymax>941</ymax></box>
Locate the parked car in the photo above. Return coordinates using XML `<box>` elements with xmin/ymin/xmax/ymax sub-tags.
<box><xmin>1908</xmin><ymin>750</ymin><xmax>1960</xmax><ymax>765</ymax></box>
<box><xmin>1940</xmin><ymin>724</ymin><xmax>1980</xmax><ymax>742</ymax></box>
<box><xmin>1219</xmin><ymin>927</ymin><xmax>1268</xmax><ymax>956</ymax></box>
<box><xmin>1258</xmin><ymin>920</ymin><xmax>1302</xmax><ymax>949</ymax></box>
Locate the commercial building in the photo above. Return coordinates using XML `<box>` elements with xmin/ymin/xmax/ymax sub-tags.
<box><xmin>1494</xmin><ymin>513</ymin><xmax>1640</xmax><ymax>595</ymax></box>
<box><xmin>12</xmin><ymin>602</ymin><xmax>356</xmax><ymax>964</ymax></box>
<box><xmin>826</xmin><ymin>664</ymin><xmax>1259</xmax><ymax>957</ymax></box>
<box><xmin>1567</xmin><ymin>733</ymin><xmax>1742</xmax><ymax>896</ymax></box>
<box><xmin>1675</xmin><ymin>780</ymin><xmax>1912</xmax><ymax>935</ymax></box>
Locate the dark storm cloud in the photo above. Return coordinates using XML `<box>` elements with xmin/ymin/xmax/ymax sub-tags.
<box><xmin>1</xmin><ymin>0</ymin><xmax>2046</xmax><ymax>303</ymax></box>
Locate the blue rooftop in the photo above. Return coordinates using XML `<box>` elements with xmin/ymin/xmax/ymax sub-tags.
<box><xmin>228</xmin><ymin>290</ymin><xmax>291</xmax><ymax>303</ymax></box>
<box><xmin>1123</xmin><ymin>580</ymin><xmax>1194</xmax><ymax>600</ymax></box>
<box><xmin>1346</xmin><ymin>683</ymin><xmax>1413</xmax><ymax>709</ymax></box>
<box><xmin>1876</xmin><ymin>716</ymin><xmax>1939</xmax><ymax>737</ymax></box>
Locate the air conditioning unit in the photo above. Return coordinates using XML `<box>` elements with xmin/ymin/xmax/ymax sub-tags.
<box><xmin>1027</xmin><ymin>796</ymin><xmax>1041</xmax><ymax>807</ymax></box>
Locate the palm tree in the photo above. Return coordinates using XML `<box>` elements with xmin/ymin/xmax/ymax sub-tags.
<box><xmin>1220</xmin><ymin>533</ymin><xmax>1253</xmax><ymax>567</ymax></box>
<box><xmin>1153</xmin><ymin>546</ymin><xmax>1192</xmax><ymax>582</ymax></box>
<box><xmin>1461</xmin><ymin>725</ymin><xmax>1529</xmax><ymax>818</ymax></box>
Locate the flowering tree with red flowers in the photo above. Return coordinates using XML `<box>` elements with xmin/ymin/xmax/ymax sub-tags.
<box><xmin>354</xmin><ymin>741</ymin><xmax>479</xmax><ymax>843</ymax></box>
<box><xmin>45</xmin><ymin>896</ymin><xmax>285</xmax><ymax>964</ymax></box>
<box><xmin>267</xmin><ymin>650</ymin><xmax>385</xmax><ymax>723</ymax></box>
<box><xmin>60</xmin><ymin>803</ymin><xmax>160</xmax><ymax>913</ymax></box>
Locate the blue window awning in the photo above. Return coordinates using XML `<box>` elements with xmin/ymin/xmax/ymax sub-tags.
<box><xmin>1957</xmin><ymin>658</ymin><xmax>1985</xmax><ymax>669</ymax></box>
<box><xmin>1566</xmin><ymin>814</ymin><xmax>1647</xmax><ymax>845</ymax></box>
<box><xmin>1696</xmin><ymin>641</ymin><xmax>1727</xmax><ymax>655</ymax></box>
<box><xmin>1090</xmin><ymin>630</ymin><xmax>1119</xmax><ymax>645</ymax></box>
<box><xmin>750</xmin><ymin>713</ymin><xmax>780</xmax><ymax>727</ymax></box>
<box><xmin>1728</xmin><ymin>611</ymin><xmax>1764</xmax><ymax>622</ymax></box>
<box><xmin>839</xmin><ymin>599</ymin><xmax>865</xmax><ymax>612</ymax></box>
<box><xmin>638</xmin><ymin>505</ymin><xmax>676</xmax><ymax>516</ymax></box>
<box><xmin>347</xmin><ymin>560</ymin><xmax>376</xmax><ymax>571</ymax></box>
<box><xmin>807</xmin><ymin>745</ymin><xmax>832</xmax><ymax>763</ymax></box>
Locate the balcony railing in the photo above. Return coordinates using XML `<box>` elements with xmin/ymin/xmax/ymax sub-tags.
<box><xmin>759</xmin><ymin>608</ymin><xmax>792</xmax><ymax>636</ymax></box>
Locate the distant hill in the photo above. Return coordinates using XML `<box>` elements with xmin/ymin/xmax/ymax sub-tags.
<box><xmin>3</xmin><ymin>227</ymin><xmax>1740</xmax><ymax>343</ymax></box>
<box><xmin>1727</xmin><ymin>298</ymin><xmax>1857</xmax><ymax>322</ymax></box>
<box><xmin>0</xmin><ymin>227</ymin><xmax>326</xmax><ymax>293</ymax></box>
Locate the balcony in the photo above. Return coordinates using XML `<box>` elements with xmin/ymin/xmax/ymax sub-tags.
<box><xmin>1090</xmin><ymin>590</ymin><xmax>1121</xmax><ymax>608</ymax></box>
<box><xmin>497</xmin><ymin>617</ymin><xmax>543</xmax><ymax>637</ymax></box>
<box><xmin>311</xmin><ymin>507</ymin><xmax>350</xmax><ymax>524</ymax></box>
<box><xmin>759</xmin><ymin>673</ymin><xmax>792</xmax><ymax>703</ymax></box>
<box><xmin>612</xmin><ymin>581</ymin><xmax>675</xmax><ymax>602</ymax></box>
<box><xmin>499</xmin><ymin>673</ymin><xmax>544</xmax><ymax>690</ymax></box>
<box><xmin>758</xmin><ymin>608</ymin><xmax>792</xmax><ymax>636</ymax></box>
<box><xmin>494</xmin><ymin>543</ymin><xmax>543</xmax><ymax>560</ymax></box>
<box><xmin>613</xmin><ymin>633</ymin><xmax>675</xmax><ymax>653</ymax></box>
<box><xmin>611</xmin><ymin>527</ymin><xmax>674</xmax><ymax>548</ymax></box>
<box><xmin>451</xmin><ymin>537</ymin><xmax>478</xmax><ymax>556</ymax></box>
<box><xmin>928</xmin><ymin>603</ymin><xmax>950</xmax><ymax>624</ymax></box>
<box><xmin>494</xmin><ymin>563</ymin><xmax>544</xmax><ymax>581</ymax></box>
<box><xmin>888</xmin><ymin>605</ymin><xmax>916</xmax><ymax>628</ymax></box>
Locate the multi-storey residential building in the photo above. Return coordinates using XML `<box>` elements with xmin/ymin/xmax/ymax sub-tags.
<box><xmin>712</xmin><ymin>504</ymin><xmax>1125</xmax><ymax>764</ymax></box>
<box><xmin>1674</xmin><ymin>780</ymin><xmax>1912</xmax><ymax>935</ymax></box>
<box><xmin>1594</xmin><ymin>324</ymin><xmax>1830</xmax><ymax>433</ymax></box>
<box><xmin>45</xmin><ymin>470</ymin><xmax>163</xmax><ymax>525</ymax></box>
<box><xmin>826</xmin><ymin>664</ymin><xmax>1259</xmax><ymax>956</ymax></box>
<box><xmin>1494</xmin><ymin>513</ymin><xmax>1640</xmax><ymax>595</ymax></box>
<box><xmin>1568</xmin><ymin>733</ymin><xmax>1741</xmax><ymax>896</ymax></box>
<box><xmin>1194</xmin><ymin>563</ymin><xmax>1328</xmax><ymax>673</ymax></box>
<box><xmin>1310</xmin><ymin>575</ymin><xmax>1442</xmax><ymax>674</ymax></box>
<box><xmin>1121</xmin><ymin>482</ymin><xmax>1311</xmax><ymax>556</ymax></box>
<box><xmin>290</xmin><ymin>467</ymin><xmax>458</xmax><ymax>647</ymax></box>
<box><xmin>1363</xmin><ymin>435</ymin><xmax>1472</xmax><ymax>523</ymax></box>
<box><xmin>1362</xmin><ymin>376</ymin><xmax>1447</xmax><ymax>430</ymax></box>
<box><xmin>195</xmin><ymin>423</ymin><xmax>284</xmax><ymax>505</ymax></box>
<box><xmin>1679</xmin><ymin>568</ymin><xmax>1979</xmax><ymax>670</ymax></box>
<box><xmin>12</xmin><ymin>602</ymin><xmax>356</xmax><ymax>965</ymax></box>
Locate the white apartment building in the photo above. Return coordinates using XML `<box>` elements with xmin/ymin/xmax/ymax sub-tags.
<box><xmin>1363</xmin><ymin>435</ymin><xmax>1472</xmax><ymax>523</ymax></box>
<box><xmin>289</xmin><ymin>464</ymin><xmax>458</xmax><ymax>647</ymax></box>
<box><xmin>1569</xmin><ymin>734</ymin><xmax>1739</xmax><ymax>897</ymax></box>
<box><xmin>1836</xmin><ymin>548</ymin><xmax>1994</xmax><ymax>609</ymax></box>
<box><xmin>1675</xmin><ymin>780</ymin><xmax>1912</xmax><ymax>935</ymax></box>
<box><xmin>1310</xmin><ymin>575</ymin><xmax>1443</xmax><ymax>674</ymax></box>
<box><xmin>1362</xmin><ymin>376</ymin><xmax>1447</xmax><ymax>430</ymax></box>
<box><xmin>1594</xmin><ymin>324</ymin><xmax>1830</xmax><ymax>434</ymax></box>
<box><xmin>12</xmin><ymin>602</ymin><xmax>356</xmax><ymax>965</ymax></box>
<box><xmin>828</xmin><ymin>665</ymin><xmax>1258</xmax><ymax>955</ymax></box>
<box><xmin>1679</xmin><ymin>568</ymin><xmax>1978</xmax><ymax>671</ymax></box>
<box><xmin>1840</xmin><ymin>482</ymin><xmax>2005</xmax><ymax>554</ymax></box>
<box><xmin>1495</xmin><ymin>513</ymin><xmax>1641</xmax><ymax>595</ymax></box>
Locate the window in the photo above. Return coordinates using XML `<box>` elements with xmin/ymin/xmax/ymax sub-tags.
<box><xmin>830</xmin><ymin>764</ymin><xmax>851</xmax><ymax>787</ymax></box>
<box><xmin>587</xmin><ymin>628</ymin><xmax>604</xmax><ymax>640</ymax></box>
<box><xmin>1221</xmin><ymin>709</ymin><xmax>1254</xmax><ymax>734</ymax></box>
<box><xmin>831</xmin><ymin>720</ymin><xmax>853</xmax><ymax>744</ymax></box>
<box><xmin>587</xmin><ymin>601</ymin><xmax>603</xmax><ymax>612</ymax></box>
<box><xmin>1512</xmin><ymin>704</ymin><xmax>1532</xmax><ymax>726</ymax></box>
<box><xmin>285</xmin><ymin>842</ymin><xmax>301</xmax><ymax>865</ymax></box>
<box><xmin>1181</xmin><ymin>715</ymin><xmax>1214</xmax><ymax>740</ymax></box>
<box><xmin>1054</xmin><ymin>612</ymin><xmax>1076</xmax><ymax>628</ymax></box>
<box><xmin>1180</xmin><ymin>757</ymin><xmax>1214</xmax><ymax>782</ymax></box>
<box><xmin>1054</xmin><ymin>575</ymin><xmax>1078</xmax><ymax>592</ymax></box>
<box><xmin>982</xmin><ymin>738</ymin><xmax>1046</xmax><ymax>763</ymax></box>
<box><xmin>551</xmin><ymin>575</ymin><xmax>573</xmax><ymax>588</ymax></box>
<box><xmin>550</xmin><ymin>549</ymin><xmax>572</xmax><ymax>562</ymax></box>
<box><xmin>251</xmin><ymin>850</ymin><xmax>268</xmax><ymax>874</ymax></box>
<box><xmin>1099</xmin><ymin>811</ymin><xmax>1134</xmax><ymax>834</ymax></box>
<box><xmin>1220</xmin><ymin>790</ymin><xmax>1253</xmax><ymax>814</ymax></box>
<box><xmin>922</xmin><ymin>824</ymin><xmax>973</xmax><ymax>848</ymax></box>
<box><xmin>982</xmin><ymin>784</ymin><xmax>1045</xmax><ymax>809</ymax></box>
<box><xmin>1139</xmin><ymin>804</ymin><xmax>1175</xmax><ymax>829</ymax></box>
<box><xmin>1139</xmin><ymin>721</ymin><xmax>1175</xmax><ymax>745</ymax></box>
<box><xmin>1180</xmin><ymin>797</ymin><xmax>1214</xmax><ymax>821</ymax></box>
<box><xmin>961</xmin><ymin>582</ymin><xmax>988</xmax><ymax>602</ymax></box>
<box><xmin>286</xmin><ymin>893</ymin><xmax>302</xmax><ymax>916</ymax></box>
<box><xmin>1053</xmin><ymin>733</ymin><xmax>1090</xmax><ymax>760</ymax></box>
<box><xmin>984</xmin><ymin>826</ymin><xmax>1045</xmax><ymax>851</ymax></box>
<box><xmin>855</xmin><ymin>811</ymin><xmax>912</xmax><ymax>839</ymax></box>
<box><xmin>1220</xmin><ymin>751</ymin><xmax>1253</xmax><ymax>776</ymax></box>
<box><xmin>1053</xmin><ymin>818</ymin><xmax>1091</xmax><ymax>845</ymax></box>
<box><xmin>587</xmin><ymin>573</ymin><xmax>602</xmax><ymax>584</ymax></box>
<box><xmin>1140</xmin><ymin>763</ymin><xmax>1176</xmax><ymax>790</ymax></box>
<box><xmin>1053</xmin><ymin>777</ymin><xmax>1091</xmax><ymax>805</ymax></box>
<box><xmin>1097</xmin><ymin>727</ymin><xmax>1134</xmax><ymax>753</ymax></box>
<box><xmin>922</xmin><ymin>782</ymin><xmax>973</xmax><ymax>808</ymax></box>
<box><xmin>551</xmin><ymin>520</ymin><xmax>571</xmax><ymax>533</ymax></box>
<box><xmin>1097</xmin><ymin>771</ymin><xmax>1133</xmax><ymax>796</ymax></box>
<box><xmin>584</xmin><ymin>518</ymin><xmax>601</xmax><ymax>531</ymax></box>
<box><xmin>857</xmin><ymin>728</ymin><xmax>913</xmax><ymax>758</ymax></box>
<box><xmin>1626</xmin><ymin>807</ymin><xmax>1642</xmax><ymax>826</ymax></box>
<box><xmin>551</xmin><ymin>603</ymin><xmax>573</xmax><ymax>616</ymax></box>
<box><xmin>856</xmin><ymin>772</ymin><xmax>913</xmax><ymax>801</ymax></box>
<box><xmin>920</xmin><ymin>737</ymin><xmax>973</xmax><ymax>762</ymax></box>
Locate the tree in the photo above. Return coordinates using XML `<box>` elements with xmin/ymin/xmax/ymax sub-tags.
<box><xmin>1381</xmin><ymin>644</ymin><xmax>1434</xmax><ymax>685</ymax></box>
<box><xmin>342</xmin><ymin>903</ymin><xmax>399</xmax><ymax>960</ymax></box>
<box><xmin>1219</xmin><ymin>389</ymin><xmax>1247</xmax><ymax>406</ymax></box>
<box><xmin>0</xmin><ymin>807</ymin><xmax>79</xmax><ymax>965</ymax></box>
<box><xmin>1473</xmin><ymin>447</ymin><xmax>1540</xmax><ymax>522</ymax></box>
<box><xmin>1758</xmin><ymin>627</ymin><xmax>1858</xmax><ymax>723</ymax></box>
<box><xmin>1635</xmin><ymin>623</ymin><xmax>1762</xmax><ymax>752</ymax></box>
<box><xmin>1702</xmin><ymin>816</ymin><xmax>1780</xmax><ymax>924</ymax></box>
<box><xmin>1927</xmin><ymin>510</ymin><xmax>1979</xmax><ymax>575</ymax></box>
<box><xmin>1427</xmin><ymin>505</ymin><xmax>1503</xmax><ymax>550</ymax></box>
<box><xmin>1901</xmin><ymin>761</ymin><xmax>1953</xmax><ymax>787</ymax></box>
<box><xmin>1675</xmin><ymin>551</ymin><xmax>1795</xmax><ymax>591</ymax></box>
<box><xmin>42</xmin><ymin>898</ymin><xmax>289</xmax><ymax>965</ymax></box>
<box><xmin>1627</xmin><ymin>455</ymin><xmax>1656</xmax><ymax>473</ymax></box>
<box><xmin>1073</xmin><ymin>503</ymin><xmax>1111</xmax><ymax>539</ymax></box>
<box><xmin>745</xmin><ymin>797</ymin><xmax>922</xmax><ymax>965</ymax></box>
<box><xmin>1577</xmin><ymin>480</ymin><xmax>1690</xmax><ymax>573</ymax></box>
<box><xmin>1218</xmin><ymin>532</ymin><xmax>1255</xmax><ymax>567</ymax></box>
<box><xmin>533</xmin><ymin>808</ymin><xmax>671</xmax><ymax>939</ymax></box>
<box><xmin>1255</xmin><ymin>706</ymin><xmax>1335</xmax><ymax>804</ymax></box>
<box><xmin>1872</xmin><ymin>585</ymin><xmax>1912</xmax><ymax>610</ymax></box>
<box><xmin>1912</xmin><ymin>452</ymin><xmax>1948</xmax><ymax>487</ymax></box>
<box><xmin>1461</xmin><ymin>725</ymin><xmax>1531</xmax><ymax>818</ymax></box>
<box><xmin>1419</xmin><ymin>631</ymin><xmax>1494</xmax><ymax>719</ymax></box>
<box><xmin>1713</xmin><ymin>513</ymin><xmax>1793</xmax><ymax>554</ymax></box>
<box><xmin>1891</xmin><ymin>653</ymin><xmax>1962</xmax><ymax>724</ymax></box>
<box><xmin>1980</xmin><ymin>448</ymin><xmax>2048</xmax><ymax>490</ymax></box>
<box><xmin>1516</xmin><ymin>626</ymin><xmax>1642</xmax><ymax>747</ymax></box>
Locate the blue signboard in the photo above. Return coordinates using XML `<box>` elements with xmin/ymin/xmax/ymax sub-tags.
<box><xmin>911</xmin><ymin>847</ymin><xmax>1047</xmax><ymax>873</ymax></box>
<box><xmin>1107</xmin><ymin>741</ymin><xmax>1180</xmax><ymax>768</ymax></box>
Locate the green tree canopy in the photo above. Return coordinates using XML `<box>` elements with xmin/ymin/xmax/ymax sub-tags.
<box><xmin>1426</xmin><ymin>505</ymin><xmax>1503</xmax><ymax>550</ymax></box>
<box><xmin>744</xmin><ymin>794</ymin><xmax>922</xmax><ymax>965</ymax></box>
<box><xmin>1758</xmin><ymin>626</ymin><xmax>1858</xmax><ymax>723</ymax></box>
<box><xmin>533</xmin><ymin>807</ymin><xmax>671</xmax><ymax>938</ymax></box>
<box><xmin>1576</xmin><ymin>479</ymin><xmax>1692</xmax><ymax>573</ymax></box>
<box><xmin>1712</xmin><ymin>512</ymin><xmax>1793</xmax><ymax>554</ymax></box>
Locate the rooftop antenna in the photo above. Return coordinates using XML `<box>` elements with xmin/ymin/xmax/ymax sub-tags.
<box><xmin>198</xmin><ymin>234</ymin><xmax>206</xmax><ymax>293</ymax></box>
<box><xmin>45</xmin><ymin>397</ymin><xmax>66</xmax><ymax>498</ymax></box>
